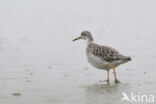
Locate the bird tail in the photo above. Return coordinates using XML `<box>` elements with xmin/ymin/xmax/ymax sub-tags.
<box><xmin>124</xmin><ymin>57</ymin><xmax>131</xmax><ymax>61</ymax></box>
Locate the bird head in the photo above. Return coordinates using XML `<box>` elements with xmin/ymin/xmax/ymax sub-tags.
<box><xmin>73</xmin><ymin>31</ymin><xmax>93</xmax><ymax>42</ymax></box>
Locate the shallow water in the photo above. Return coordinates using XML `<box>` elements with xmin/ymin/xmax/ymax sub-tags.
<box><xmin>0</xmin><ymin>0</ymin><xmax>156</xmax><ymax>104</ymax></box>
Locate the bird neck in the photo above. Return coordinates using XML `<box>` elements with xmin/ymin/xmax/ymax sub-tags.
<box><xmin>85</xmin><ymin>34</ymin><xmax>94</xmax><ymax>45</ymax></box>
<box><xmin>87</xmin><ymin>39</ymin><xmax>94</xmax><ymax>45</ymax></box>
<box><xmin>87</xmin><ymin>35</ymin><xmax>94</xmax><ymax>43</ymax></box>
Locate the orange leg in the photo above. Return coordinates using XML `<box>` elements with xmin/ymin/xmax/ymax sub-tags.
<box><xmin>108</xmin><ymin>64</ymin><xmax>120</xmax><ymax>83</ymax></box>
<box><xmin>107</xmin><ymin>70</ymin><xmax>109</xmax><ymax>84</ymax></box>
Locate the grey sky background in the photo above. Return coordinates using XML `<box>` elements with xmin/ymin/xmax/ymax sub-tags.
<box><xmin>0</xmin><ymin>1</ymin><xmax>156</xmax><ymax>104</ymax></box>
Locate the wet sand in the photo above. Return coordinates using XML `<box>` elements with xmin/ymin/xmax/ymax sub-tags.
<box><xmin>0</xmin><ymin>32</ymin><xmax>155</xmax><ymax>104</ymax></box>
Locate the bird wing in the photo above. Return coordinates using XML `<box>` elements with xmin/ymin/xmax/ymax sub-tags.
<box><xmin>88</xmin><ymin>43</ymin><xmax>125</xmax><ymax>62</ymax></box>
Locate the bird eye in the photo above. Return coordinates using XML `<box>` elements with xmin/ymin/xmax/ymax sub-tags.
<box><xmin>82</xmin><ymin>33</ymin><xmax>86</xmax><ymax>36</ymax></box>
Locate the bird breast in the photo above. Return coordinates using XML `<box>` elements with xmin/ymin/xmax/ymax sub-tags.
<box><xmin>86</xmin><ymin>51</ymin><xmax>110</xmax><ymax>70</ymax></box>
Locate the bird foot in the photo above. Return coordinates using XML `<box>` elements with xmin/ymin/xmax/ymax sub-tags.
<box><xmin>115</xmin><ymin>79</ymin><xmax>120</xmax><ymax>84</ymax></box>
<box><xmin>107</xmin><ymin>80</ymin><xmax>110</xmax><ymax>84</ymax></box>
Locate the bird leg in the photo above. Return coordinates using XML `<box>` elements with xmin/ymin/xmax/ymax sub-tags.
<box><xmin>107</xmin><ymin>70</ymin><xmax>109</xmax><ymax>84</ymax></box>
<box><xmin>108</xmin><ymin>64</ymin><xmax>120</xmax><ymax>83</ymax></box>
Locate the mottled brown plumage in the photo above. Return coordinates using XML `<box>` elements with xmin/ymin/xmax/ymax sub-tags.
<box><xmin>87</xmin><ymin>43</ymin><xmax>131</xmax><ymax>62</ymax></box>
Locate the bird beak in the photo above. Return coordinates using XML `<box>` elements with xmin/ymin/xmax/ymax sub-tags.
<box><xmin>73</xmin><ymin>36</ymin><xmax>82</xmax><ymax>41</ymax></box>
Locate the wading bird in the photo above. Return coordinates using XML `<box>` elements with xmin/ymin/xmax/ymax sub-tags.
<box><xmin>73</xmin><ymin>31</ymin><xmax>131</xmax><ymax>84</ymax></box>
